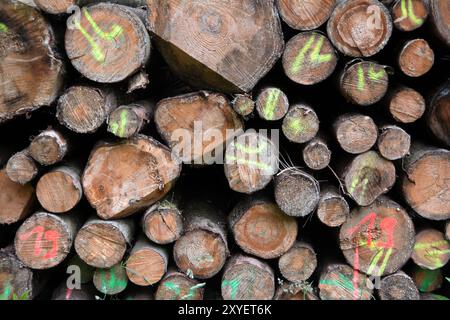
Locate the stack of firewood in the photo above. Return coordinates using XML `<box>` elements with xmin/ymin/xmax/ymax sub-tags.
<box><xmin>0</xmin><ymin>0</ymin><xmax>449</xmax><ymax>301</ymax></box>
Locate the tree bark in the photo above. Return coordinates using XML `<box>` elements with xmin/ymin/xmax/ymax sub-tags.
<box><xmin>398</xmin><ymin>39</ymin><xmax>434</xmax><ymax>78</ymax></box>
<box><xmin>65</xmin><ymin>3</ymin><xmax>150</xmax><ymax>83</ymax></box>
<box><xmin>229</xmin><ymin>196</ymin><xmax>297</xmax><ymax>259</ymax></box>
<box><xmin>401</xmin><ymin>143</ymin><xmax>450</xmax><ymax>220</ymax></box>
<box><xmin>0</xmin><ymin>0</ymin><xmax>64</xmax><ymax>123</ymax></box>
<box><xmin>6</xmin><ymin>149</ymin><xmax>38</xmax><ymax>185</ymax></box>
<box><xmin>316</xmin><ymin>184</ymin><xmax>349</xmax><ymax>228</ymax></box>
<box><xmin>339</xmin><ymin>196</ymin><xmax>415</xmax><ymax>277</ymax></box>
<box><xmin>74</xmin><ymin>217</ymin><xmax>134</xmax><ymax>268</ymax></box>
<box><xmin>107</xmin><ymin>101</ymin><xmax>154</xmax><ymax>139</ymax></box>
<box><xmin>278</xmin><ymin>242</ymin><xmax>317</xmax><ymax>283</ymax></box>
<box><xmin>14</xmin><ymin>211</ymin><xmax>83</xmax><ymax>269</ymax></box>
<box><xmin>282</xmin><ymin>103</ymin><xmax>319</xmax><ymax>143</ymax></box>
<box><xmin>82</xmin><ymin>135</ymin><xmax>182</xmax><ymax>219</ymax></box>
<box><xmin>378</xmin><ymin>271</ymin><xmax>420</xmax><ymax>300</ymax></box>
<box><xmin>221</xmin><ymin>254</ymin><xmax>275</xmax><ymax>300</ymax></box>
<box><xmin>146</xmin><ymin>0</ymin><xmax>284</xmax><ymax>93</ymax></box>
<box><xmin>412</xmin><ymin>229</ymin><xmax>450</xmax><ymax>270</ymax></box>
<box><xmin>36</xmin><ymin>165</ymin><xmax>83</xmax><ymax>214</ymax></box>
<box><xmin>333</xmin><ymin>113</ymin><xmax>378</xmax><ymax>154</ymax></box>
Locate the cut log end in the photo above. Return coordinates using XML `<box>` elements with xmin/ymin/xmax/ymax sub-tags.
<box><xmin>327</xmin><ymin>0</ymin><xmax>393</xmax><ymax>57</ymax></box>
<box><xmin>6</xmin><ymin>150</ymin><xmax>38</xmax><ymax>185</ymax></box>
<box><xmin>302</xmin><ymin>137</ymin><xmax>332</xmax><ymax>170</ymax></box>
<box><xmin>29</xmin><ymin>130</ymin><xmax>67</xmax><ymax>166</ymax></box>
<box><xmin>143</xmin><ymin>204</ymin><xmax>183</xmax><ymax>245</ymax></box>
<box><xmin>65</xmin><ymin>3</ymin><xmax>150</xmax><ymax>83</ymax></box>
<box><xmin>392</xmin><ymin>0</ymin><xmax>428</xmax><ymax>32</ymax></box>
<box><xmin>343</xmin><ymin>151</ymin><xmax>396</xmax><ymax>206</ymax></box>
<box><xmin>93</xmin><ymin>263</ymin><xmax>128</xmax><ymax>295</ymax></box>
<box><xmin>256</xmin><ymin>88</ymin><xmax>289</xmax><ymax>121</ymax></box>
<box><xmin>388</xmin><ymin>86</ymin><xmax>425</xmax><ymax>124</ymax></box>
<box><xmin>107</xmin><ymin>101</ymin><xmax>153</xmax><ymax>139</ymax></box>
<box><xmin>412</xmin><ymin>229</ymin><xmax>450</xmax><ymax>270</ymax></box>
<box><xmin>340</xmin><ymin>61</ymin><xmax>389</xmax><ymax>106</ymax></box>
<box><xmin>377</xmin><ymin>125</ymin><xmax>411</xmax><ymax>160</ymax></box>
<box><xmin>398</xmin><ymin>39</ymin><xmax>434</xmax><ymax>78</ymax></box>
<box><xmin>411</xmin><ymin>266</ymin><xmax>443</xmax><ymax>293</ymax></box>
<box><xmin>339</xmin><ymin>197</ymin><xmax>415</xmax><ymax>277</ymax></box>
<box><xmin>276</xmin><ymin>0</ymin><xmax>337</xmax><ymax>30</ymax></box>
<box><xmin>155</xmin><ymin>271</ymin><xmax>204</xmax><ymax>300</ymax></box>
<box><xmin>34</xmin><ymin>0</ymin><xmax>76</xmax><ymax>14</ymax></box>
<box><xmin>283</xmin><ymin>31</ymin><xmax>337</xmax><ymax>85</ymax></box>
<box><xmin>334</xmin><ymin>114</ymin><xmax>378</xmax><ymax>154</ymax></box>
<box><xmin>274</xmin><ymin>282</ymin><xmax>319</xmax><ymax>300</ymax></box>
<box><xmin>221</xmin><ymin>254</ymin><xmax>275</xmax><ymax>300</ymax></box>
<box><xmin>282</xmin><ymin>104</ymin><xmax>319</xmax><ymax>144</ymax></box>
<box><xmin>378</xmin><ymin>272</ymin><xmax>420</xmax><ymax>300</ymax></box>
<box><xmin>430</xmin><ymin>0</ymin><xmax>450</xmax><ymax>47</ymax></box>
<box><xmin>316</xmin><ymin>185</ymin><xmax>350</xmax><ymax>228</ymax></box>
<box><xmin>427</xmin><ymin>81</ymin><xmax>450</xmax><ymax>147</ymax></box>
<box><xmin>231</xmin><ymin>94</ymin><xmax>255</xmax><ymax>117</ymax></box>
<box><xmin>278</xmin><ymin>242</ymin><xmax>317</xmax><ymax>283</ymax></box>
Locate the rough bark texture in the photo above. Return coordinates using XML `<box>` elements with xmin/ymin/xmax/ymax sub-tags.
<box><xmin>146</xmin><ymin>0</ymin><xmax>284</xmax><ymax>93</ymax></box>
<box><xmin>339</xmin><ymin>197</ymin><xmax>415</xmax><ymax>277</ymax></box>
<box><xmin>82</xmin><ymin>135</ymin><xmax>182</xmax><ymax>219</ymax></box>
<box><xmin>0</xmin><ymin>0</ymin><xmax>64</xmax><ymax>123</ymax></box>
<box><xmin>378</xmin><ymin>271</ymin><xmax>420</xmax><ymax>300</ymax></box>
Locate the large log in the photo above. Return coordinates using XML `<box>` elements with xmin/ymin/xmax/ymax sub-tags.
<box><xmin>401</xmin><ymin>144</ymin><xmax>450</xmax><ymax>220</ymax></box>
<box><xmin>173</xmin><ymin>201</ymin><xmax>228</xmax><ymax>279</ymax></box>
<box><xmin>65</xmin><ymin>3</ymin><xmax>150</xmax><ymax>83</ymax></box>
<box><xmin>0</xmin><ymin>169</ymin><xmax>35</xmax><ymax>225</ymax></box>
<box><xmin>82</xmin><ymin>135</ymin><xmax>182</xmax><ymax>219</ymax></box>
<box><xmin>146</xmin><ymin>0</ymin><xmax>284</xmax><ymax>93</ymax></box>
<box><xmin>14</xmin><ymin>211</ymin><xmax>83</xmax><ymax>269</ymax></box>
<box><xmin>155</xmin><ymin>92</ymin><xmax>243</xmax><ymax>165</ymax></box>
<box><xmin>429</xmin><ymin>0</ymin><xmax>450</xmax><ymax>47</ymax></box>
<box><xmin>75</xmin><ymin>217</ymin><xmax>134</xmax><ymax>268</ymax></box>
<box><xmin>0</xmin><ymin>0</ymin><xmax>64</xmax><ymax>123</ymax></box>
<box><xmin>229</xmin><ymin>196</ymin><xmax>297</xmax><ymax>259</ymax></box>
<box><xmin>427</xmin><ymin>81</ymin><xmax>450</xmax><ymax>147</ymax></box>
<box><xmin>339</xmin><ymin>197</ymin><xmax>415</xmax><ymax>277</ymax></box>
<box><xmin>221</xmin><ymin>254</ymin><xmax>275</xmax><ymax>300</ymax></box>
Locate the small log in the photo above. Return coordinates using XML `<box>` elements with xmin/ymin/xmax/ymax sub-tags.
<box><xmin>65</xmin><ymin>3</ymin><xmax>150</xmax><ymax>83</ymax></box>
<box><xmin>15</xmin><ymin>211</ymin><xmax>82</xmax><ymax>269</ymax></box>
<box><xmin>341</xmin><ymin>151</ymin><xmax>396</xmax><ymax>206</ymax></box>
<box><xmin>75</xmin><ymin>217</ymin><xmax>134</xmax><ymax>268</ymax></box>
<box><xmin>6</xmin><ymin>149</ymin><xmax>38</xmax><ymax>185</ymax></box>
<box><xmin>231</xmin><ymin>94</ymin><xmax>255</xmax><ymax>118</ymax></box>
<box><xmin>221</xmin><ymin>254</ymin><xmax>275</xmax><ymax>300</ymax></box>
<box><xmin>339</xmin><ymin>60</ymin><xmax>389</xmax><ymax>106</ymax></box>
<box><xmin>327</xmin><ymin>0</ymin><xmax>393</xmax><ymax>57</ymax></box>
<box><xmin>274</xmin><ymin>282</ymin><xmax>319</xmax><ymax>300</ymax></box>
<box><xmin>412</xmin><ymin>229</ymin><xmax>450</xmax><ymax>270</ymax></box>
<box><xmin>146</xmin><ymin>0</ymin><xmax>284</xmax><ymax>93</ymax></box>
<box><xmin>224</xmin><ymin>131</ymin><xmax>279</xmax><ymax>194</ymax></box>
<box><xmin>302</xmin><ymin>136</ymin><xmax>332</xmax><ymax>171</ymax></box>
<box><xmin>339</xmin><ymin>196</ymin><xmax>415</xmax><ymax>277</ymax></box>
<box><xmin>107</xmin><ymin>101</ymin><xmax>154</xmax><ymax>139</ymax></box>
<box><xmin>0</xmin><ymin>169</ymin><xmax>35</xmax><ymax>225</ymax></box>
<box><xmin>36</xmin><ymin>165</ymin><xmax>83</xmax><ymax>214</ymax></box>
<box><xmin>391</xmin><ymin>0</ymin><xmax>428</xmax><ymax>32</ymax></box>
<box><xmin>411</xmin><ymin>266</ymin><xmax>443</xmax><ymax>293</ymax></box>
<box><xmin>282</xmin><ymin>31</ymin><xmax>337</xmax><ymax>85</ymax></box>
<box><xmin>0</xmin><ymin>0</ymin><xmax>64</xmax><ymax>123</ymax></box>
<box><xmin>155</xmin><ymin>92</ymin><xmax>243</xmax><ymax>165</ymax></box>
<box><xmin>155</xmin><ymin>269</ymin><xmax>204</xmax><ymax>300</ymax></box>
<box><xmin>127</xmin><ymin>70</ymin><xmax>149</xmax><ymax>94</ymax></box>
<box><xmin>429</xmin><ymin>0</ymin><xmax>450</xmax><ymax>47</ymax></box>
<box><xmin>57</xmin><ymin>85</ymin><xmax>118</xmax><ymax>134</ymax></box>
<box><xmin>173</xmin><ymin>201</ymin><xmax>228</xmax><ymax>279</ymax></box>
<box><xmin>275</xmin><ymin>168</ymin><xmax>320</xmax><ymax>217</ymax></box>
<box><xmin>278</xmin><ymin>242</ymin><xmax>317</xmax><ymax>283</ymax></box>
<box><xmin>29</xmin><ymin>129</ymin><xmax>68</xmax><ymax>166</ymax></box>
<box><xmin>255</xmin><ymin>87</ymin><xmax>289</xmax><ymax>121</ymax></box>
<box><xmin>386</xmin><ymin>86</ymin><xmax>426</xmax><ymax>124</ymax></box>
<box><xmin>82</xmin><ymin>135</ymin><xmax>182</xmax><ymax>219</ymax></box>
<box><xmin>318</xmin><ymin>263</ymin><xmax>373</xmax><ymax>300</ymax></box>
<box><xmin>34</xmin><ymin>0</ymin><xmax>76</xmax><ymax>14</ymax></box>
<box><xmin>282</xmin><ymin>103</ymin><xmax>319</xmax><ymax>144</ymax></box>
<box><xmin>401</xmin><ymin>144</ymin><xmax>450</xmax><ymax>220</ymax></box>
<box><xmin>125</xmin><ymin>237</ymin><xmax>169</xmax><ymax>286</ymax></box>
<box><xmin>316</xmin><ymin>184</ymin><xmax>350</xmax><ymax>228</ymax></box>
<box><xmin>142</xmin><ymin>199</ymin><xmax>183</xmax><ymax>245</ymax></box>
<box><xmin>378</xmin><ymin>271</ymin><xmax>420</xmax><ymax>300</ymax></box>
<box><xmin>93</xmin><ymin>263</ymin><xmax>128</xmax><ymax>295</ymax></box>
<box><xmin>0</xmin><ymin>246</ymin><xmax>44</xmax><ymax>300</ymax></box>
<box><xmin>427</xmin><ymin>81</ymin><xmax>450</xmax><ymax>147</ymax></box>
<box><xmin>52</xmin><ymin>282</ymin><xmax>94</xmax><ymax>300</ymax></box>
<box><xmin>229</xmin><ymin>196</ymin><xmax>297</xmax><ymax>259</ymax></box>
<box><xmin>333</xmin><ymin>113</ymin><xmax>378</xmax><ymax>154</ymax></box>
<box><xmin>377</xmin><ymin>125</ymin><xmax>411</xmax><ymax>160</ymax></box>
<box><xmin>398</xmin><ymin>39</ymin><xmax>434</xmax><ymax>77</ymax></box>
<box><xmin>276</xmin><ymin>0</ymin><xmax>337</xmax><ymax>30</ymax></box>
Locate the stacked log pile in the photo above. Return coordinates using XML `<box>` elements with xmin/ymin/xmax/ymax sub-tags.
<box><xmin>0</xmin><ymin>0</ymin><xmax>449</xmax><ymax>301</ymax></box>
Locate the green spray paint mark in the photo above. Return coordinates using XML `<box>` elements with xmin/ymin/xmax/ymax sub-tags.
<box><xmin>235</xmin><ymin>141</ymin><xmax>268</xmax><ymax>154</ymax></box>
<box><xmin>0</xmin><ymin>23</ymin><xmax>8</xmax><ymax>33</ymax></box>
<box><xmin>367</xmin><ymin>248</ymin><xmax>392</xmax><ymax>276</ymax></box>
<box><xmin>348</xmin><ymin>175</ymin><xmax>369</xmax><ymax>196</ymax></box>
<box><xmin>429</xmin><ymin>294</ymin><xmax>449</xmax><ymax>300</ymax></box>
<box><xmin>226</xmin><ymin>155</ymin><xmax>272</xmax><ymax>171</ymax></box>
<box><xmin>164</xmin><ymin>281</ymin><xmax>205</xmax><ymax>300</ymax></box>
<box><xmin>291</xmin><ymin>35</ymin><xmax>316</xmax><ymax>73</ymax></box>
<box><xmin>357</xmin><ymin>65</ymin><xmax>366</xmax><ymax>91</ymax></box>
<box><xmin>368</xmin><ymin>65</ymin><xmax>385</xmax><ymax>81</ymax></box>
<box><xmin>75</xmin><ymin>8</ymin><xmax>124</xmax><ymax>62</ymax></box>
<box><xmin>0</xmin><ymin>283</ymin><xmax>12</xmax><ymax>300</ymax></box>
<box><xmin>222</xmin><ymin>277</ymin><xmax>241</xmax><ymax>300</ymax></box>
<box><xmin>310</xmin><ymin>36</ymin><xmax>333</xmax><ymax>64</ymax></box>
<box><xmin>110</xmin><ymin>109</ymin><xmax>128</xmax><ymax>137</ymax></box>
<box><xmin>418</xmin><ymin>269</ymin><xmax>440</xmax><ymax>292</ymax></box>
<box><xmin>287</xmin><ymin>118</ymin><xmax>305</xmax><ymax>135</ymax></box>
<box><xmin>264</xmin><ymin>89</ymin><xmax>282</xmax><ymax>120</ymax></box>
<box><xmin>400</xmin><ymin>0</ymin><xmax>424</xmax><ymax>26</ymax></box>
<box><xmin>320</xmin><ymin>274</ymin><xmax>358</xmax><ymax>296</ymax></box>
<box><xmin>414</xmin><ymin>240</ymin><xmax>449</xmax><ymax>250</ymax></box>
<box><xmin>100</xmin><ymin>267</ymin><xmax>127</xmax><ymax>293</ymax></box>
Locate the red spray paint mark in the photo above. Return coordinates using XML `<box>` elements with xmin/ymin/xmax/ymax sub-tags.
<box><xmin>19</xmin><ymin>226</ymin><xmax>61</xmax><ymax>260</ymax></box>
<box><xmin>65</xmin><ymin>288</ymin><xmax>73</xmax><ymax>300</ymax></box>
